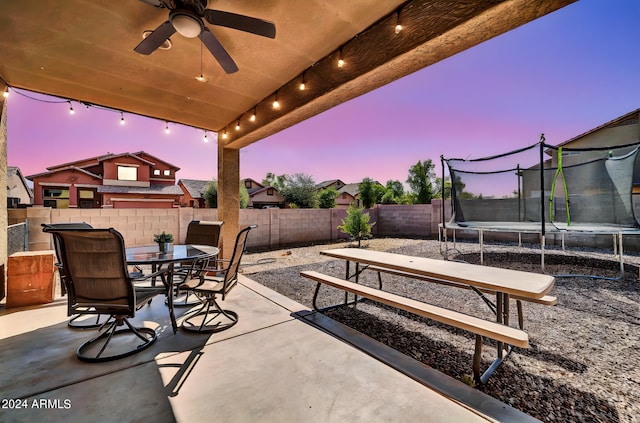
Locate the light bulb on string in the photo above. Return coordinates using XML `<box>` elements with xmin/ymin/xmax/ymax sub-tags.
<box><xmin>120</xmin><ymin>112</ymin><xmax>125</xmax><ymax>125</ymax></box>
<box><xmin>250</xmin><ymin>108</ymin><xmax>256</xmax><ymax>122</ymax></box>
<box><xmin>272</xmin><ymin>91</ymin><xmax>280</xmax><ymax>109</ymax></box>
<box><xmin>221</xmin><ymin>128</ymin><xmax>228</xmax><ymax>139</ymax></box>
<box><xmin>395</xmin><ymin>10</ymin><xmax>403</xmax><ymax>34</ymax></box>
<box><xmin>203</xmin><ymin>131</ymin><xmax>208</xmax><ymax>142</ymax></box>
<box><xmin>299</xmin><ymin>72</ymin><xmax>306</xmax><ymax>91</ymax></box>
<box><xmin>235</xmin><ymin>120</ymin><xmax>240</xmax><ymax>131</ymax></box>
<box><xmin>2</xmin><ymin>87</ymin><xmax>9</xmax><ymax>98</ymax></box>
<box><xmin>337</xmin><ymin>48</ymin><xmax>345</xmax><ymax>68</ymax></box>
<box><xmin>165</xmin><ymin>121</ymin><xmax>170</xmax><ymax>134</ymax></box>
<box><xmin>68</xmin><ymin>101</ymin><xmax>75</xmax><ymax>115</ymax></box>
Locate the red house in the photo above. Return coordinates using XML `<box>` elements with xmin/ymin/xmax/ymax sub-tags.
<box><xmin>27</xmin><ymin>151</ymin><xmax>183</xmax><ymax>208</ymax></box>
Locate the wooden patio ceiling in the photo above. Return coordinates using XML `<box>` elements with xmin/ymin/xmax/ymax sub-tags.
<box><xmin>0</xmin><ymin>0</ymin><xmax>575</xmax><ymax>150</ymax></box>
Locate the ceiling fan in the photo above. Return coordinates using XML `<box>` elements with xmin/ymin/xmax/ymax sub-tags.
<box><xmin>134</xmin><ymin>0</ymin><xmax>276</xmax><ymax>74</ymax></box>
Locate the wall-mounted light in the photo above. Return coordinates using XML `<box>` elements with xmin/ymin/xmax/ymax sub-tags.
<box><xmin>120</xmin><ymin>112</ymin><xmax>126</xmax><ymax>125</ymax></box>
<box><xmin>68</xmin><ymin>101</ymin><xmax>75</xmax><ymax>115</ymax></box>
<box><xmin>272</xmin><ymin>91</ymin><xmax>280</xmax><ymax>109</ymax></box>
<box><xmin>250</xmin><ymin>107</ymin><xmax>256</xmax><ymax>122</ymax></box>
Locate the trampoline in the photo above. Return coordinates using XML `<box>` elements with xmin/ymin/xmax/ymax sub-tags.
<box><xmin>439</xmin><ymin>136</ymin><xmax>640</xmax><ymax>278</ymax></box>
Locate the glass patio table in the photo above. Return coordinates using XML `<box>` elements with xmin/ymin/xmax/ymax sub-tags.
<box><xmin>125</xmin><ymin>244</ymin><xmax>219</xmax><ymax>333</ymax></box>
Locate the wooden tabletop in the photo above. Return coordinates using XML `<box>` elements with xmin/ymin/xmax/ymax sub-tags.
<box><xmin>320</xmin><ymin>248</ymin><xmax>555</xmax><ymax>299</ymax></box>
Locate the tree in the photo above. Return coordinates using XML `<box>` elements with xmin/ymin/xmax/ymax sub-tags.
<box><xmin>337</xmin><ymin>204</ymin><xmax>375</xmax><ymax>247</ymax></box>
<box><xmin>359</xmin><ymin>177</ymin><xmax>383</xmax><ymax>208</ymax></box>
<box><xmin>262</xmin><ymin>172</ymin><xmax>287</xmax><ymax>190</ymax></box>
<box><xmin>203</xmin><ymin>179</ymin><xmax>249</xmax><ymax>208</ymax></box>
<box><xmin>280</xmin><ymin>173</ymin><xmax>319</xmax><ymax>208</ymax></box>
<box><xmin>433</xmin><ymin>176</ymin><xmax>452</xmax><ymax>199</ymax></box>
<box><xmin>381</xmin><ymin>179</ymin><xmax>405</xmax><ymax>204</ymax></box>
<box><xmin>406</xmin><ymin>159</ymin><xmax>436</xmax><ymax>204</ymax></box>
<box><xmin>318</xmin><ymin>187</ymin><xmax>338</xmax><ymax>208</ymax></box>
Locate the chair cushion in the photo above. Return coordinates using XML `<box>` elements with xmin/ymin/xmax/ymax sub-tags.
<box><xmin>180</xmin><ymin>276</ymin><xmax>224</xmax><ymax>293</ymax></box>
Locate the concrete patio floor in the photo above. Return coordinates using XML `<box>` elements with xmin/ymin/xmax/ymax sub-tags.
<box><xmin>0</xmin><ymin>275</ymin><xmax>539</xmax><ymax>422</ymax></box>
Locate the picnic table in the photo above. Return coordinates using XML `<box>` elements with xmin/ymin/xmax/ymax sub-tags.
<box><xmin>301</xmin><ymin>248</ymin><xmax>556</xmax><ymax>384</ymax></box>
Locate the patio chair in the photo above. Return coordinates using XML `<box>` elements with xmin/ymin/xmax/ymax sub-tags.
<box><xmin>42</xmin><ymin>222</ymin><xmax>112</xmax><ymax>329</ymax></box>
<box><xmin>172</xmin><ymin>220</ymin><xmax>224</xmax><ymax>307</ymax></box>
<box><xmin>179</xmin><ymin>224</ymin><xmax>256</xmax><ymax>333</ymax></box>
<box><xmin>46</xmin><ymin>228</ymin><xmax>166</xmax><ymax>362</ymax></box>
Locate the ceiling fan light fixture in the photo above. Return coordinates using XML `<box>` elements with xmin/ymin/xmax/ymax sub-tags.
<box><xmin>171</xmin><ymin>11</ymin><xmax>203</xmax><ymax>38</ymax></box>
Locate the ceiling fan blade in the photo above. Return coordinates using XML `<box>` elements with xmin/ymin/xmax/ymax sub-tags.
<box><xmin>134</xmin><ymin>21</ymin><xmax>176</xmax><ymax>55</ymax></box>
<box><xmin>204</xmin><ymin>10</ymin><xmax>276</xmax><ymax>39</ymax></box>
<box><xmin>199</xmin><ymin>28</ymin><xmax>239</xmax><ymax>74</ymax></box>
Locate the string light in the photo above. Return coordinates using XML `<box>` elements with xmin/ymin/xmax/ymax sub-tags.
<box><xmin>120</xmin><ymin>112</ymin><xmax>125</xmax><ymax>125</ymax></box>
<box><xmin>165</xmin><ymin>121</ymin><xmax>170</xmax><ymax>134</ymax></box>
<box><xmin>2</xmin><ymin>87</ymin><xmax>8</xmax><ymax>99</ymax></box>
<box><xmin>203</xmin><ymin>130</ymin><xmax>208</xmax><ymax>142</ymax></box>
<box><xmin>338</xmin><ymin>48</ymin><xmax>345</xmax><ymax>68</ymax></box>
<box><xmin>250</xmin><ymin>107</ymin><xmax>256</xmax><ymax>122</ymax></box>
<box><xmin>235</xmin><ymin>120</ymin><xmax>240</xmax><ymax>131</ymax></box>
<box><xmin>299</xmin><ymin>72</ymin><xmax>306</xmax><ymax>91</ymax></box>
<box><xmin>68</xmin><ymin>101</ymin><xmax>75</xmax><ymax>115</ymax></box>
<box><xmin>395</xmin><ymin>10</ymin><xmax>403</xmax><ymax>34</ymax></box>
<box><xmin>272</xmin><ymin>91</ymin><xmax>280</xmax><ymax>109</ymax></box>
<box><xmin>221</xmin><ymin>128</ymin><xmax>228</xmax><ymax>139</ymax></box>
<box><xmin>195</xmin><ymin>42</ymin><xmax>206</xmax><ymax>82</ymax></box>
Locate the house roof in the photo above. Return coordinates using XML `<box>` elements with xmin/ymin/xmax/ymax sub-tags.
<box><xmin>26</xmin><ymin>166</ymin><xmax>103</xmax><ymax>181</ymax></box>
<box><xmin>97</xmin><ymin>184</ymin><xmax>184</xmax><ymax>195</ymax></box>
<box><xmin>337</xmin><ymin>183</ymin><xmax>361</xmax><ymax>198</ymax></box>
<box><xmin>179</xmin><ymin>179</ymin><xmax>211</xmax><ymax>199</ymax></box>
<box><xmin>132</xmin><ymin>151</ymin><xmax>181</xmax><ymax>171</ymax></box>
<box><xmin>7</xmin><ymin>166</ymin><xmax>33</xmax><ymax>199</ymax></box>
<box><xmin>46</xmin><ymin>151</ymin><xmax>160</xmax><ymax>172</ymax></box>
<box><xmin>316</xmin><ymin>179</ymin><xmax>344</xmax><ymax>190</ymax></box>
<box><xmin>556</xmin><ymin>107</ymin><xmax>640</xmax><ymax>148</ymax></box>
<box><xmin>248</xmin><ymin>186</ymin><xmax>281</xmax><ymax>198</ymax></box>
<box><xmin>0</xmin><ymin>0</ymin><xmax>574</xmax><ymax>150</ymax></box>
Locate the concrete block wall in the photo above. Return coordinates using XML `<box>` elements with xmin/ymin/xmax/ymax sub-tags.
<box><xmin>375</xmin><ymin>204</ymin><xmax>432</xmax><ymax>238</ymax></box>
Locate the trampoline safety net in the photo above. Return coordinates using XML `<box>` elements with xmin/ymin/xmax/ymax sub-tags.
<box><xmin>442</xmin><ymin>141</ymin><xmax>640</xmax><ymax>232</ymax></box>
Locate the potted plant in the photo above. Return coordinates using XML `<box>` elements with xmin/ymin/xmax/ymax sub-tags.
<box><xmin>154</xmin><ymin>231</ymin><xmax>174</xmax><ymax>253</ymax></box>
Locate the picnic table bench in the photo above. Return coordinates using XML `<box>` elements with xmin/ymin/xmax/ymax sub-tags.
<box><xmin>301</xmin><ymin>248</ymin><xmax>556</xmax><ymax>384</ymax></box>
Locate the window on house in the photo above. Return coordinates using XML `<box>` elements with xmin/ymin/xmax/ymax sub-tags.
<box><xmin>244</xmin><ymin>180</ymin><xmax>252</xmax><ymax>188</ymax></box>
<box><xmin>117</xmin><ymin>166</ymin><xmax>137</xmax><ymax>181</ymax></box>
<box><xmin>43</xmin><ymin>188</ymin><xmax>70</xmax><ymax>208</ymax></box>
<box><xmin>164</xmin><ymin>170</ymin><xmax>171</xmax><ymax>176</ymax></box>
<box><xmin>267</xmin><ymin>188</ymin><xmax>274</xmax><ymax>196</ymax></box>
<box><xmin>153</xmin><ymin>169</ymin><xmax>160</xmax><ymax>175</ymax></box>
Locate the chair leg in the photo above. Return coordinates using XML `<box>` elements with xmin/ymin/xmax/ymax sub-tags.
<box><xmin>77</xmin><ymin>316</ymin><xmax>157</xmax><ymax>363</ymax></box>
<box><xmin>181</xmin><ymin>296</ymin><xmax>238</xmax><ymax>333</ymax></box>
<box><xmin>68</xmin><ymin>312</ymin><xmax>113</xmax><ymax>329</ymax></box>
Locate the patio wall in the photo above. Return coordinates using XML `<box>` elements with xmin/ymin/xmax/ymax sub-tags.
<box><xmin>13</xmin><ymin>202</ymin><xmax>445</xmax><ymax>253</ymax></box>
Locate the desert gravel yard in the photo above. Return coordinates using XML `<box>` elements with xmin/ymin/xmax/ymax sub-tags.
<box><xmin>242</xmin><ymin>238</ymin><xmax>640</xmax><ymax>423</ymax></box>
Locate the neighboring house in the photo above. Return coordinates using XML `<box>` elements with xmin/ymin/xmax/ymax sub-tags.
<box><xmin>335</xmin><ymin>183</ymin><xmax>361</xmax><ymax>208</ymax></box>
<box><xmin>26</xmin><ymin>151</ymin><xmax>183</xmax><ymax>208</ymax></box>
<box><xmin>549</xmin><ymin>107</ymin><xmax>640</xmax><ymax>184</ymax></box>
<box><xmin>178</xmin><ymin>179</ymin><xmax>210</xmax><ymax>208</ymax></box>
<box><xmin>242</xmin><ymin>178</ymin><xmax>284</xmax><ymax>208</ymax></box>
<box><xmin>248</xmin><ymin>186</ymin><xmax>285</xmax><ymax>209</ymax></box>
<box><xmin>316</xmin><ymin>179</ymin><xmax>345</xmax><ymax>191</ymax></box>
<box><xmin>7</xmin><ymin>166</ymin><xmax>33</xmax><ymax>208</ymax></box>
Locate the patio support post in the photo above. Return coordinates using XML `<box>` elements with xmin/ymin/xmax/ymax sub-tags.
<box><xmin>218</xmin><ymin>142</ymin><xmax>240</xmax><ymax>260</ymax></box>
<box><xmin>0</xmin><ymin>80</ymin><xmax>8</xmax><ymax>300</ymax></box>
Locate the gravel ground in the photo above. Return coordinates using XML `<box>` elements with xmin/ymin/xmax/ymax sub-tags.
<box><xmin>241</xmin><ymin>238</ymin><xmax>640</xmax><ymax>423</ymax></box>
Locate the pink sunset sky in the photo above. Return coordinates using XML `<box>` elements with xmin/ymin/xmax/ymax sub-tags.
<box><xmin>6</xmin><ymin>1</ymin><xmax>640</xmax><ymax>187</ymax></box>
